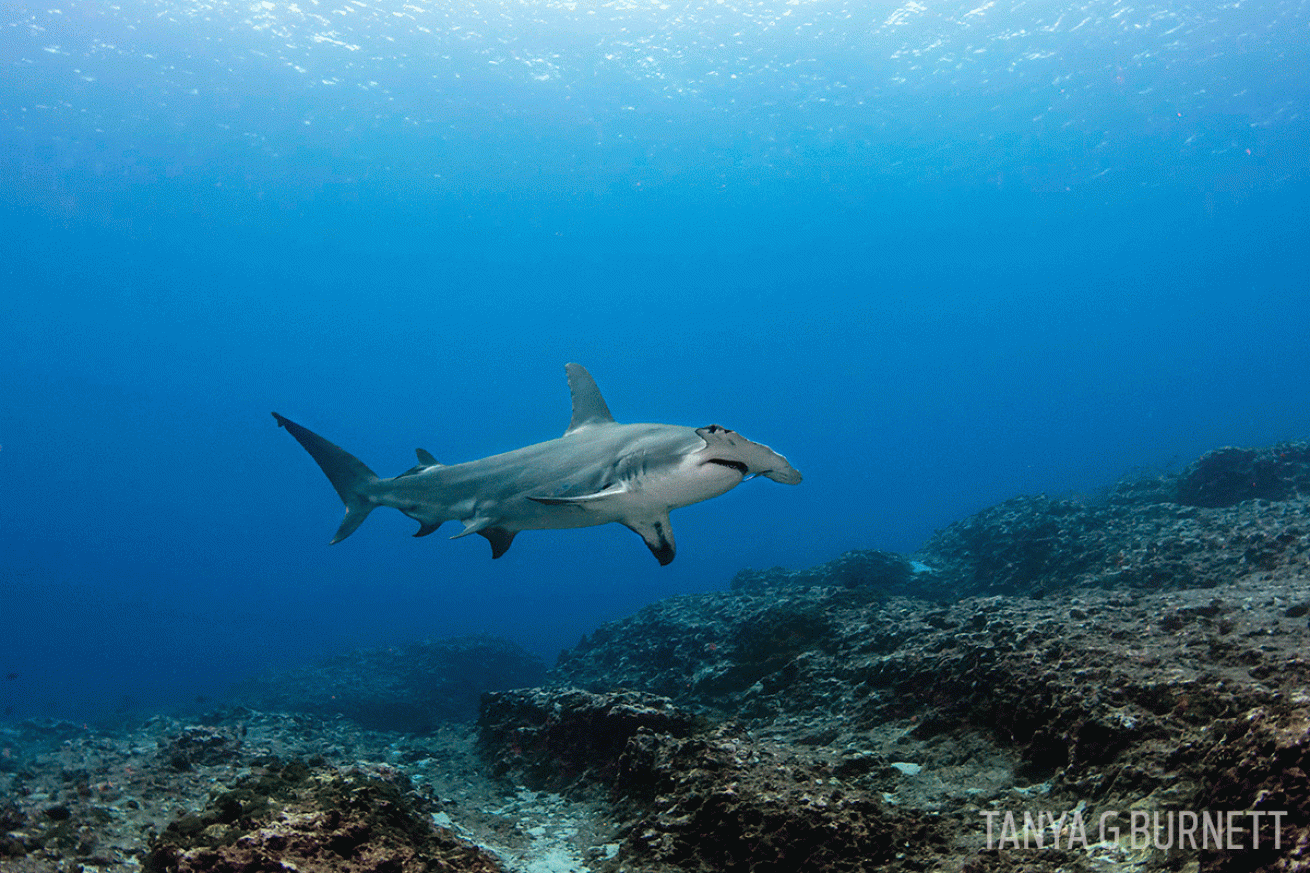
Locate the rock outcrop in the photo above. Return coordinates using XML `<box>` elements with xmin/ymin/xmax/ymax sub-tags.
<box><xmin>145</xmin><ymin>758</ymin><xmax>505</xmax><ymax>873</ymax></box>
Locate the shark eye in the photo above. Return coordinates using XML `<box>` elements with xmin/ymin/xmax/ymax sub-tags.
<box><xmin>707</xmin><ymin>458</ymin><xmax>748</xmax><ymax>474</ymax></box>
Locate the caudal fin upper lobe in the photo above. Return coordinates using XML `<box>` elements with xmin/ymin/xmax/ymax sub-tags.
<box><xmin>273</xmin><ymin>412</ymin><xmax>379</xmax><ymax>543</ymax></box>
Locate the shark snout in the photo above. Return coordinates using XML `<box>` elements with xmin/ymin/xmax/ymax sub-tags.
<box><xmin>762</xmin><ymin>463</ymin><xmax>802</xmax><ymax>485</ymax></box>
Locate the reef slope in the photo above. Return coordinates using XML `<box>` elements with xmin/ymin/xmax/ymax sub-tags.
<box><xmin>3</xmin><ymin>443</ymin><xmax>1308</xmax><ymax>872</ymax></box>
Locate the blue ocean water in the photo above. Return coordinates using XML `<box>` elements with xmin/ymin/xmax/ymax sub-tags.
<box><xmin>1</xmin><ymin>0</ymin><xmax>1307</xmax><ymax>723</ymax></box>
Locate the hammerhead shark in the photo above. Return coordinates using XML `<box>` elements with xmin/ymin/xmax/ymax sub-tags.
<box><xmin>274</xmin><ymin>363</ymin><xmax>801</xmax><ymax>564</ymax></box>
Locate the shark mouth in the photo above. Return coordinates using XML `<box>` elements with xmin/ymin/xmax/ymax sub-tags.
<box><xmin>706</xmin><ymin>458</ymin><xmax>749</xmax><ymax>474</ymax></box>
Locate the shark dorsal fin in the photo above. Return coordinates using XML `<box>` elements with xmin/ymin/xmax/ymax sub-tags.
<box><xmin>395</xmin><ymin>448</ymin><xmax>442</xmax><ymax>479</ymax></box>
<box><xmin>564</xmin><ymin>363</ymin><xmax>616</xmax><ymax>434</ymax></box>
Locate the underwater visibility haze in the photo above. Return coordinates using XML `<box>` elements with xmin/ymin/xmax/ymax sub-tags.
<box><xmin>1</xmin><ymin>0</ymin><xmax>1309</xmax><ymax>721</ymax></box>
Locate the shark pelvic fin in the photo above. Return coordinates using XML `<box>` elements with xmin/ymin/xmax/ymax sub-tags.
<box><xmin>273</xmin><ymin>412</ymin><xmax>380</xmax><ymax>544</ymax></box>
<box><xmin>413</xmin><ymin>521</ymin><xmax>442</xmax><ymax>537</ymax></box>
<box><xmin>624</xmin><ymin>513</ymin><xmax>677</xmax><ymax>566</ymax></box>
<box><xmin>564</xmin><ymin>363</ymin><xmax>616</xmax><ymax>434</ymax></box>
<box><xmin>449</xmin><ymin>518</ymin><xmax>515</xmax><ymax>557</ymax></box>
<box><xmin>450</xmin><ymin>517</ymin><xmax>494</xmax><ymax>539</ymax></box>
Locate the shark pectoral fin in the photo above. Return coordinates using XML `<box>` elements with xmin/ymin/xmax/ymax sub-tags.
<box><xmin>527</xmin><ymin>495</ymin><xmax>573</xmax><ymax>506</ymax></box>
<box><xmin>527</xmin><ymin>493</ymin><xmax>603</xmax><ymax>507</ymax></box>
<box><xmin>623</xmin><ymin>513</ymin><xmax>676</xmax><ymax>566</ymax></box>
<box><xmin>478</xmin><ymin>526</ymin><xmax>517</xmax><ymax>559</ymax></box>
<box><xmin>527</xmin><ymin>483</ymin><xmax>628</xmax><ymax>507</ymax></box>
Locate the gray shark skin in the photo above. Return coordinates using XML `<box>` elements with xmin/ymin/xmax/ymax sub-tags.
<box><xmin>273</xmin><ymin>363</ymin><xmax>801</xmax><ymax>565</ymax></box>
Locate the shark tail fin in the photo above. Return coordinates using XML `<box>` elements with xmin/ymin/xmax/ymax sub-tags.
<box><xmin>273</xmin><ymin>412</ymin><xmax>381</xmax><ymax>544</ymax></box>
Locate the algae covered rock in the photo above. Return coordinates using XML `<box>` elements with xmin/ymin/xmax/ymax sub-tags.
<box><xmin>620</xmin><ymin>724</ymin><xmax>943</xmax><ymax>873</ymax></box>
<box><xmin>145</xmin><ymin>757</ymin><xmax>505</xmax><ymax>873</ymax></box>
<box><xmin>478</xmin><ymin>686</ymin><xmax>695</xmax><ymax>792</ymax></box>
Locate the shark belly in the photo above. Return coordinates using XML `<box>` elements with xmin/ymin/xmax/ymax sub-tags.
<box><xmin>633</xmin><ymin>453</ymin><xmax>744</xmax><ymax>511</ymax></box>
<box><xmin>516</xmin><ymin>453</ymin><xmax>744</xmax><ymax>530</ymax></box>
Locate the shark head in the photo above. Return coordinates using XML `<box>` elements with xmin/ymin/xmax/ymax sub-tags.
<box><xmin>695</xmin><ymin>424</ymin><xmax>803</xmax><ymax>485</ymax></box>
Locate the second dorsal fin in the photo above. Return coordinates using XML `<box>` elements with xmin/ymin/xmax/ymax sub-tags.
<box><xmin>396</xmin><ymin>448</ymin><xmax>442</xmax><ymax>479</ymax></box>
